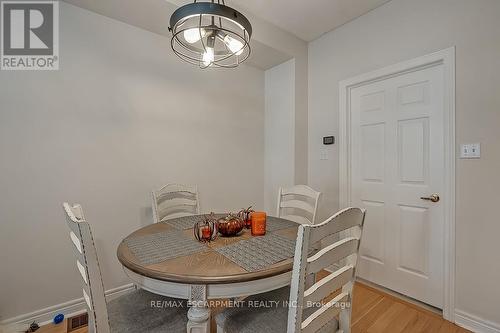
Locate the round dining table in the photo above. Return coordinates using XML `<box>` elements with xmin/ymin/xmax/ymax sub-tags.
<box><xmin>117</xmin><ymin>214</ymin><xmax>299</xmax><ymax>333</ymax></box>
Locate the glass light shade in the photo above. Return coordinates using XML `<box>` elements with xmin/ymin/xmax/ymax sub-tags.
<box><xmin>183</xmin><ymin>28</ymin><xmax>206</xmax><ymax>43</ymax></box>
<box><xmin>223</xmin><ymin>35</ymin><xmax>244</xmax><ymax>55</ymax></box>
<box><xmin>202</xmin><ymin>48</ymin><xmax>214</xmax><ymax>66</ymax></box>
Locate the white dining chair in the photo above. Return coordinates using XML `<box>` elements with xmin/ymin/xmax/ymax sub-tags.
<box><xmin>151</xmin><ymin>183</ymin><xmax>200</xmax><ymax>223</ymax></box>
<box><xmin>63</xmin><ymin>202</ymin><xmax>188</xmax><ymax>333</ymax></box>
<box><xmin>277</xmin><ymin>185</ymin><xmax>321</xmax><ymax>225</ymax></box>
<box><xmin>215</xmin><ymin>207</ymin><xmax>366</xmax><ymax>333</ymax></box>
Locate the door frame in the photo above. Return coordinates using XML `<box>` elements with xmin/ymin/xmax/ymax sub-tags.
<box><xmin>338</xmin><ymin>47</ymin><xmax>456</xmax><ymax>321</ymax></box>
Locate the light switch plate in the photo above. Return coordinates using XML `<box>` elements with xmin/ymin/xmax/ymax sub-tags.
<box><xmin>460</xmin><ymin>143</ymin><xmax>481</xmax><ymax>158</ymax></box>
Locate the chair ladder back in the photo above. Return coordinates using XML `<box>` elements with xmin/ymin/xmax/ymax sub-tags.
<box><xmin>277</xmin><ymin>185</ymin><xmax>321</xmax><ymax>225</ymax></box>
<box><xmin>63</xmin><ymin>203</ymin><xmax>110</xmax><ymax>333</ymax></box>
<box><xmin>151</xmin><ymin>183</ymin><xmax>200</xmax><ymax>223</ymax></box>
<box><xmin>287</xmin><ymin>207</ymin><xmax>366</xmax><ymax>333</ymax></box>
<box><xmin>309</xmin><ymin>208</ymin><xmax>365</xmax><ymax>245</ymax></box>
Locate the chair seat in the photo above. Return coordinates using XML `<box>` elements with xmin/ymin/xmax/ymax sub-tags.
<box><xmin>215</xmin><ymin>287</ymin><xmax>338</xmax><ymax>333</ymax></box>
<box><xmin>108</xmin><ymin>289</ymin><xmax>188</xmax><ymax>333</ymax></box>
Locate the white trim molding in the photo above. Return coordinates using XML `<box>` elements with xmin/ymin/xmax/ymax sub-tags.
<box><xmin>338</xmin><ymin>47</ymin><xmax>456</xmax><ymax>321</ymax></box>
<box><xmin>0</xmin><ymin>283</ymin><xmax>134</xmax><ymax>331</ymax></box>
<box><xmin>455</xmin><ymin>310</ymin><xmax>500</xmax><ymax>333</ymax></box>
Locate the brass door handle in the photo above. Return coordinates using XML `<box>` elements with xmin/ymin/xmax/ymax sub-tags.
<box><xmin>420</xmin><ymin>194</ymin><xmax>440</xmax><ymax>202</ymax></box>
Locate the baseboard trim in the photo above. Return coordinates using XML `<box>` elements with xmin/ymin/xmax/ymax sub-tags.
<box><xmin>455</xmin><ymin>310</ymin><xmax>500</xmax><ymax>333</ymax></box>
<box><xmin>1</xmin><ymin>283</ymin><xmax>134</xmax><ymax>331</ymax></box>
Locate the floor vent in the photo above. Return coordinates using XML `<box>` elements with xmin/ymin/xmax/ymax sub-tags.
<box><xmin>67</xmin><ymin>313</ymin><xmax>88</xmax><ymax>332</ymax></box>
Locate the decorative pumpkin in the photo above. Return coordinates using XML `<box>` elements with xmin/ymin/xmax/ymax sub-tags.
<box><xmin>217</xmin><ymin>213</ymin><xmax>245</xmax><ymax>237</ymax></box>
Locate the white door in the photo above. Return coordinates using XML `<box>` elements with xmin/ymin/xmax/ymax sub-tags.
<box><xmin>350</xmin><ymin>64</ymin><xmax>445</xmax><ymax>308</ymax></box>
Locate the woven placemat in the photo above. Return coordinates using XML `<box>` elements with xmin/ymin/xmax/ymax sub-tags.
<box><xmin>165</xmin><ymin>214</ymin><xmax>226</xmax><ymax>230</ymax></box>
<box><xmin>266</xmin><ymin>216</ymin><xmax>298</xmax><ymax>231</ymax></box>
<box><xmin>215</xmin><ymin>233</ymin><xmax>296</xmax><ymax>272</ymax></box>
<box><xmin>124</xmin><ymin>230</ymin><xmax>206</xmax><ymax>265</ymax></box>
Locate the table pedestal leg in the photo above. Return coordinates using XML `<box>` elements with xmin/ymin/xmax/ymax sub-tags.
<box><xmin>187</xmin><ymin>304</ymin><xmax>210</xmax><ymax>333</ymax></box>
<box><xmin>187</xmin><ymin>285</ymin><xmax>210</xmax><ymax>333</ymax></box>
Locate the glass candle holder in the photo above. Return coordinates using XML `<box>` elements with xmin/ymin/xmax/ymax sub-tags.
<box><xmin>193</xmin><ymin>214</ymin><xmax>218</xmax><ymax>243</ymax></box>
<box><xmin>251</xmin><ymin>211</ymin><xmax>266</xmax><ymax>236</ymax></box>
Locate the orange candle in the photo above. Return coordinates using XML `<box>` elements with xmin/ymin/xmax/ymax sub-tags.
<box><xmin>202</xmin><ymin>226</ymin><xmax>211</xmax><ymax>240</ymax></box>
<box><xmin>251</xmin><ymin>212</ymin><xmax>266</xmax><ymax>236</ymax></box>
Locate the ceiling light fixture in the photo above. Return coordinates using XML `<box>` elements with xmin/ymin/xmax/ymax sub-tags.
<box><xmin>169</xmin><ymin>0</ymin><xmax>252</xmax><ymax>69</ymax></box>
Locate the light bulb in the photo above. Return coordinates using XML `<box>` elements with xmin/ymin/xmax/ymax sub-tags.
<box><xmin>223</xmin><ymin>35</ymin><xmax>244</xmax><ymax>55</ymax></box>
<box><xmin>202</xmin><ymin>47</ymin><xmax>214</xmax><ymax>66</ymax></box>
<box><xmin>183</xmin><ymin>28</ymin><xmax>205</xmax><ymax>44</ymax></box>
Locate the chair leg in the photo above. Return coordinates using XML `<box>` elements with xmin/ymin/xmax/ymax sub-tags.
<box><xmin>216</xmin><ymin>323</ymin><xmax>225</xmax><ymax>333</ymax></box>
<box><xmin>187</xmin><ymin>320</ymin><xmax>210</xmax><ymax>333</ymax></box>
<box><xmin>339</xmin><ymin>307</ymin><xmax>351</xmax><ymax>333</ymax></box>
<box><xmin>339</xmin><ymin>281</ymin><xmax>354</xmax><ymax>333</ymax></box>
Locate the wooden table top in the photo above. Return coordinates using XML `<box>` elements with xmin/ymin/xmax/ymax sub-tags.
<box><xmin>117</xmin><ymin>216</ymin><xmax>299</xmax><ymax>284</ymax></box>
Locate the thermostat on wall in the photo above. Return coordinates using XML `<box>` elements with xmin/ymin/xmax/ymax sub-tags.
<box><xmin>323</xmin><ymin>136</ymin><xmax>335</xmax><ymax>145</ymax></box>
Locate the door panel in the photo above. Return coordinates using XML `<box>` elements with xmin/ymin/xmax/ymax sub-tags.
<box><xmin>351</xmin><ymin>65</ymin><xmax>444</xmax><ymax>308</ymax></box>
<box><xmin>359</xmin><ymin>200</ymin><xmax>385</xmax><ymax>265</ymax></box>
<box><xmin>398</xmin><ymin>205</ymin><xmax>429</xmax><ymax>277</ymax></box>
<box><xmin>361</xmin><ymin>123</ymin><xmax>385</xmax><ymax>182</ymax></box>
<box><xmin>398</xmin><ymin>118</ymin><xmax>428</xmax><ymax>184</ymax></box>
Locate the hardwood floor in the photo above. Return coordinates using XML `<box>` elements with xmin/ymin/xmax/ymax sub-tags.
<box><xmin>348</xmin><ymin>282</ymin><xmax>469</xmax><ymax>333</ymax></box>
<box><xmin>38</xmin><ymin>282</ymin><xmax>469</xmax><ymax>333</ymax></box>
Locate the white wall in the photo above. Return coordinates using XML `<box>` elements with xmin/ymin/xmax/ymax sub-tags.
<box><xmin>245</xmin><ymin>11</ymin><xmax>309</xmax><ymax>185</ymax></box>
<box><xmin>264</xmin><ymin>59</ymin><xmax>295</xmax><ymax>212</ymax></box>
<box><xmin>308</xmin><ymin>0</ymin><xmax>500</xmax><ymax>327</ymax></box>
<box><xmin>0</xmin><ymin>2</ymin><xmax>264</xmax><ymax>320</ymax></box>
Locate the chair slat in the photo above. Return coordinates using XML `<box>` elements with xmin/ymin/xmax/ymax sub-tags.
<box><xmin>281</xmin><ymin>214</ymin><xmax>312</xmax><ymax>225</ymax></box>
<box><xmin>70</xmin><ymin>231</ymin><xmax>82</xmax><ymax>253</ymax></box>
<box><xmin>301</xmin><ymin>292</ymin><xmax>349</xmax><ymax>333</ymax></box>
<box><xmin>157</xmin><ymin>183</ymin><xmax>197</xmax><ymax>194</ymax></box>
<box><xmin>306</xmin><ymin>237</ymin><xmax>359</xmax><ymax>275</ymax></box>
<box><xmin>157</xmin><ymin>198</ymin><xmax>198</xmax><ymax>216</ymax></box>
<box><xmin>303</xmin><ymin>265</ymin><xmax>354</xmax><ymax>305</ymax></box>
<box><xmin>281</xmin><ymin>185</ymin><xmax>319</xmax><ymax>198</ymax></box>
<box><xmin>66</xmin><ymin>217</ymin><xmax>82</xmax><ymax>236</ymax></box>
<box><xmin>280</xmin><ymin>199</ymin><xmax>315</xmax><ymax>215</ymax></box>
<box><xmin>70</xmin><ymin>245</ymin><xmax>86</xmax><ymax>268</ymax></box>
<box><xmin>82</xmin><ymin>288</ymin><xmax>92</xmax><ymax>310</ymax></box>
<box><xmin>309</xmin><ymin>207</ymin><xmax>365</xmax><ymax>244</ymax></box>
<box><xmin>160</xmin><ymin>211</ymin><xmax>196</xmax><ymax>221</ymax></box>
<box><xmin>77</xmin><ymin>260</ymin><xmax>88</xmax><ymax>285</ymax></box>
<box><xmin>156</xmin><ymin>196</ymin><xmax>198</xmax><ymax>207</ymax></box>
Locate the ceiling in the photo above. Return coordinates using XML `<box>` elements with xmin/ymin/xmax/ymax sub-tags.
<box><xmin>63</xmin><ymin>0</ymin><xmax>392</xmax><ymax>68</ymax></box>
<box><xmin>229</xmin><ymin>0</ymin><xmax>392</xmax><ymax>41</ymax></box>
